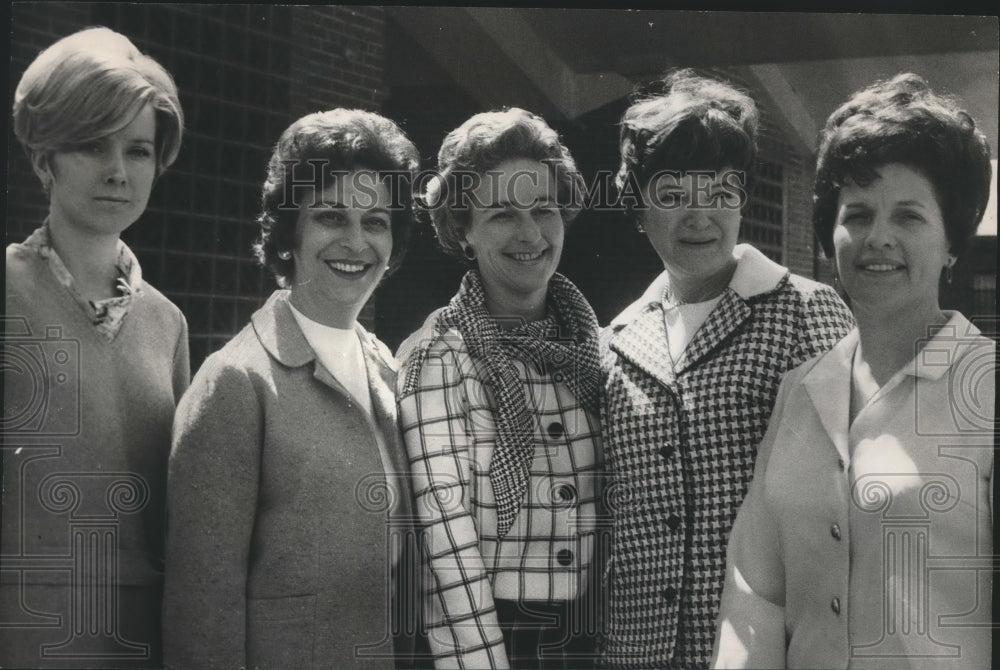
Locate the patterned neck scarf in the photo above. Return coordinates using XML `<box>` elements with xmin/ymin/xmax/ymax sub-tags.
<box><xmin>430</xmin><ymin>270</ymin><xmax>601</xmax><ymax>538</ymax></box>
<box><xmin>23</xmin><ymin>222</ymin><xmax>143</xmax><ymax>341</ymax></box>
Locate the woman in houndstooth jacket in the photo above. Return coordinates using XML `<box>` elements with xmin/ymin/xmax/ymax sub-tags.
<box><xmin>599</xmin><ymin>70</ymin><xmax>855</xmax><ymax>669</ymax></box>
<box><xmin>396</xmin><ymin>109</ymin><xmax>603</xmax><ymax>669</ymax></box>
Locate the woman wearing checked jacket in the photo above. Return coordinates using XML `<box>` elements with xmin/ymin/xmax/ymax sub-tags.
<box><xmin>396</xmin><ymin>108</ymin><xmax>603</xmax><ymax>669</ymax></box>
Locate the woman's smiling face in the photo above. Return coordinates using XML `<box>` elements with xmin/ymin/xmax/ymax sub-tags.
<box><xmin>289</xmin><ymin>169</ymin><xmax>393</xmax><ymax>328</ymax></box>
<box><xmin>463</xmin><ymin>158</ymin><xmax>564</xmax><ymax>308</ymax></box>
<box><xmin>833</xmin><ymin>162</ymin><xmax>951</xmax><ymax>318</ymax></box>
<box><xmin>638</xmin><ymin>167</ymin><xmax>744</xmax><ymax>283</ymax></box>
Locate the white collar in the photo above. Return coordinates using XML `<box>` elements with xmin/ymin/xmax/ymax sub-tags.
<box><xmin>611</xmin><ymin>243</ymin><xmax>788</xmax><ymax>328</ymax></box>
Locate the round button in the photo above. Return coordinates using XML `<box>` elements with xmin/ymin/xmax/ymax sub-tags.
<box><xmin>556</xmin><ymin>549</ymin><xmax>574</xmax><ymax>566</ymax></box>
<box><xmin>666</xmin><ymin>514</ymin><xmax>682</xmax><ymax>531</ymax></box>
<box><xmin>831</xmin><ymin>597</ymin><xmax>841</xmax><ymax>615</ymax></box>
<box><xmin>659</xmin><ymin>445</ymin><xmax>674</xmax><ymax>459</ymax></box>
<box><xmin>662</xmin><ymin>587</ymin><xmax>678</xmax><ymax>603</ymax></box>
<box><xmin>830</xmin><ymin>523</ymin><xmax>842</xmax><ymax>541</ymax></box>
<box><xmin>553</xmin><ymin>484</ymin><xmax>577</xmax><ymax>504</ymax></box>
<box><xmin>547</xmin><ymin>422</ymin><xmax>564</xmax><ymax>439</ymax></box>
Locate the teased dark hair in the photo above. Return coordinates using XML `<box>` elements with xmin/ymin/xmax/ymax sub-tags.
<box><xmin>813</xmin><ymin>72</ymin><xmax>991</xmax><ymax>258</ymax></box>
<box><xmin>254</xmin><ymin>109</ymin><xmax>419</xmax><ymax>286</ymax></box>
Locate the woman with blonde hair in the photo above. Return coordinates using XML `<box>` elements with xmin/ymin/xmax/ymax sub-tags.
<box><xmin>2</xmin><ymin>27</ymin><xmax>187</xmax><ymax>668</ymax></box>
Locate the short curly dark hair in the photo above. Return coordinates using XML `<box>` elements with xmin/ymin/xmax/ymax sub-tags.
<box><xmin>617</xmin><ymin>69</ymin><xmax>759</xmax><ymax>193</ymax></box>
<box><xmin>813</xmin><ymin>73</ymin><xmax>992</xmax><ymax>258</ymax></box>
<box><xmin>254</xmin><ymin>109</ymin><xmax>420</xmax><ymax>286</ymax></box>
<box><xmin>423</xmin><ymin>108</ymin><xmax>586</xmax><ymax>262</ymax></box>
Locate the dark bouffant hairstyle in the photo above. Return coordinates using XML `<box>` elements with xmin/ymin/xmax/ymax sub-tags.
<box><xmin>813</xmin><ymin>73</ymin><xmax>992</xmax><ymax>258</ymax></box>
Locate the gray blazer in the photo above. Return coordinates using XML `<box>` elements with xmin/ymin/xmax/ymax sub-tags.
<box><xmin>163</xmin><ymin>291</ymin><xmax>417</xmax><ymax>670</ymax></box>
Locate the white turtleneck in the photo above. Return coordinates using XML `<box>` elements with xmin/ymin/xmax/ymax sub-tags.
<box><xmin>288</xmin><ymin>303</ymin><xmax>372</xmax><ymax>416</ymax></box>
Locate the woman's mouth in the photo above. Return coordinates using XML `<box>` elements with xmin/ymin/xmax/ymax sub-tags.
<box><xmin>325</xmin><ymin>260</ymin><xmax>371</xmax><ymax>277</ymax></box>
<box><xmin>858</xmin><ymin>262</ymin><xmax>905</xmax><ymax>273</ymax></box>
<box><xmin>505</xmin><ymin>249</ymin><xmax>547</xmax><ymax>262</ymax></box>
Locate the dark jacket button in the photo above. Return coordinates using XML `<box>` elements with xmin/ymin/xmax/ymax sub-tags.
<box><xmin>831</xmin><ymin>596</ymin><xmax>841</xmax><ymax>615</ymax></box>
<box><xmin>556</xmin><ymin>549</ymin><xmax>574</xmax><ymax>566</ymax></box>
<box><xmin>547</xmin><ymin>422</ymin><xmax>564</xmax><ymax>439</ymax></box>
<box><xmin>659</xmin><ymin>444</ymin><xmax>674</xmax><ymax>459</ymax></box>
<box><xmin>553</xmin><ymin>484</ymin><xmax>576</xmax><ymax>503</ymax></box>
<box><xmin>666</xmin><ymin>514</ymin><xmax>682</xmax><ymax>531</ymax></box>
<box><xmin>662</xmin><ymin>587</ymin><xmax>678</xmax><ymax>603</ymax></box>
<box><xmin>831</xmin><ymin>523</ymin><xmax>842</xmax><ymax>541</ymax></box>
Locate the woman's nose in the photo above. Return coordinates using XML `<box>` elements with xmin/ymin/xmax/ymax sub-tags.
<box><xmin>864</xmin><ymin>214</ymin><xmax>896</xmax><ymax>249</ymax></box>
<box><xmin>515</xmin><ymin>211</ymin><xmax>543</xmax><ymax>242</ymax></box>
<box><xmin>103</xmin><ymin>151</ymin><xmax>128</xmax><ymax>184</ymax></box>
<box><xmin>339</xmin><ymin>219</ymin><xmax>366</xmax><ymax>250</ymax></box>
<box><xmin>682</xmin><ymin>205</ymin><xmax>712</xmax><ymax>228</ymax></box>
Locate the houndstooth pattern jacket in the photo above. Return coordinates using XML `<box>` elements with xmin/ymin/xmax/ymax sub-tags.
<box><xmin>599</xmin><ymin>245</ymin><xmax>854</xmax><ymax>669</ymax></box>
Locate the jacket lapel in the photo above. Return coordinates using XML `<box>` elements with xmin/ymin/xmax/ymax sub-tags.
<box><xmin>252</xmin><ymin>290</ymin><xmax>368</xmax><ymax>401</ymax></box>
<box><xmin>358</xmin><ymin>333</ymin><xmax>400</xmax><ymax>437</ymax></box>
<box><xmin>802</xmin><ymin>330</ymin><xmax>857</xmax><ymax>464</ymax></box>
<box><xmin>673</xmin><ymin>289</ymin><xmax>751</xmax><ymax>374</ymax></box>
<box><xmin>609</xmin><ymin>302</ymin><xmax>677</xmax><ymax>389</ymax></box>
<box><xmin>252</xmin><ymin>291</ymin><xmax>315</xmax><ymax>368</ymax></box>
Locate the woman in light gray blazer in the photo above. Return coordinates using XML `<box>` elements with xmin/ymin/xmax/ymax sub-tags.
<box><xmin>162</xmin><ymin>110</ymin><xmax>421</xmax><ymax>670</ymax></box>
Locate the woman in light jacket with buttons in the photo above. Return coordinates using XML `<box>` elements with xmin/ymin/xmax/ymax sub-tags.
<box><xmin>712</xmin><ymin>74</ymin><xmax>994</xmax><ymax>670</ymax></box>
<box><xmin>397</xmin><ymin>108</ymin><xmax>603</xmax><ymax>669</ymax></box>
<box><xmin>163</xmin><ymin>109</ymin><xmax>421</xmax><ymax>670</ymax></box>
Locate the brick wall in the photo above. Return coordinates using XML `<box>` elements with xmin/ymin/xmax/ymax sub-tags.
<box><xmin>8</xmin><ymin>5</ymin><xmax>387</xmax><ymax>371</ymax></box>
<box><xmin>8</xmin><ymin>3</ymin><xmax>92</xmax><ymax>243</ymax></box>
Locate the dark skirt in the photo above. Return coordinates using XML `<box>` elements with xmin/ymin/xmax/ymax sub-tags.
<box><xmin>495</xmin><ymin>598</ymin><xmax>599</xmax><ymax>670</ymax></box>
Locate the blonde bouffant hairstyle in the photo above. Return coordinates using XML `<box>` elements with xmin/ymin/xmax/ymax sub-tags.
<box><xmin>13</xmin><ymin>26</ymin><xmax>184</xmax><ymax>178</ymax></box>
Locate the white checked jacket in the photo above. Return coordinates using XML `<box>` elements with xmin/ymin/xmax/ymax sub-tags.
<box><xmin>600</xmin><ymin>245</ymin><xmax>855</xmax><ymax>669</ymax></box>
<box><xmin>397</xmin><ymin>314</ymin><xmax>603</xmax><ymax>669</ymax></box>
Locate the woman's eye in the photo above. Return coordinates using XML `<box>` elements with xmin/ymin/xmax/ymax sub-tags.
<box><xmin>491</xmin><ymin>210</ymin><xmax>516</xmax><ymax>222</ymax></box>
<box><xmin>77</xmin><ymin>142</ymin><xmax>103</xmax><ymax>156</ymax></box>
<box><xmin>317</xmin><ymin>211</ymin><xmax>345</xmax><ymax>225</ymax></box>
<box><xmin>129</xmin><ymin>146</ymin><xmax>153</xmax><ymax>159</ymax></box>
<box><xmin>364</xmin><ymin>217</ymin><xmax>390</xmax><ymax>229</ymax></box>
<box><xmin>656</xmin><ymin>190</ymin><xmax>684</xmax><ymax>206</ymax></box>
